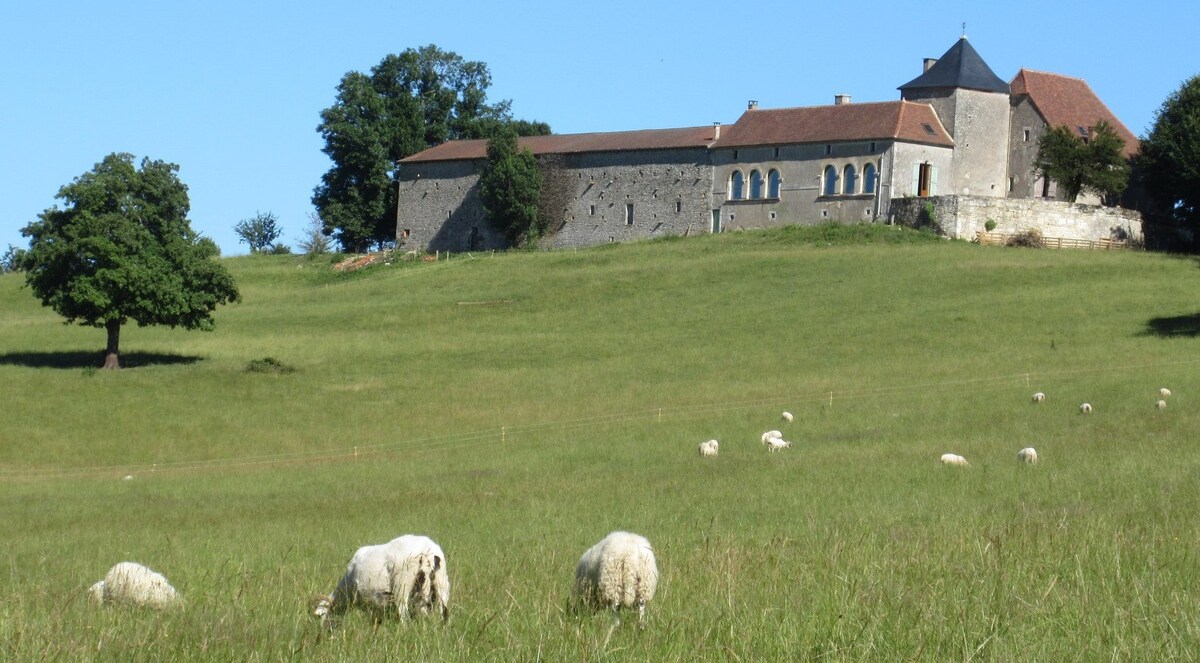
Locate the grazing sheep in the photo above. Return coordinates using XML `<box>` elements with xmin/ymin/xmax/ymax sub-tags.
<box><xmin>940</xmin><ymin>453</ymin><xmax>969</xmax><ymax>466</ymax></box>
<box><xmin>1160</xmin><ymin>387</ymin><xmax>1172</xmax><ymax>398</ymax></box>
<box><xmin>761</xmin><ymin>430</ymin><xmax>782</xmax><ymax>445</ymax></box>
<box><xmin>314</xmin><ymin>535</ymin><xmax>450</xmax><ymax>623</ymax></box>
<box><xmin>698</xmin><ymin>439</ymin><xmax>719</xmax><ymax>457</ymax></box>
<box><xmin>1032</xmin><ymin>392</ymin><xmax>1045</xmax><ymax>403</ymax></box>
<box><xmin>88</xmin><ymin>562</ymin><xmax>179</xmax><ymax>608</ymax></box>
<box><xmin>573</xmin><ymin>531</ymin><xmax>658</xmax><ymax>627</ymax></box>
<box><xmin>1079</xmin><ymin>403</ymin><xmax>1093</xmax><ymax>414</ymax></box>
<box><xmin>1156</xmin><ymin>399</ymin><xmax>1168</xmax><ymax>410</ymax></box>
<box><xmin>781</xmin><ymin>411</ymin><xmax>794</xmax><ymax>423</ymax></box>
<box><xmin>1017</xmin><ymin>447</ymin><xmax>1038</xmax><ymax>464</ymax></box>
<box><xmin>766</xmin><ymin>437</ymin><xmax>791</xmax><ymax>452</ymax></box>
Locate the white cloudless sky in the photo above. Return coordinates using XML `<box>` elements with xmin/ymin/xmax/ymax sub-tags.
<box><xmin>2</xmin><ymin>0</ymin><xmax>1196</xmax><ymax>256</ymax></box>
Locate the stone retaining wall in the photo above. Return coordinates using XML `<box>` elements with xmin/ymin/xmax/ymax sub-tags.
<box><xmin>889</xmin><ymin>195</ymin><xmax>1142</xmax><ymax>243</ymax></box>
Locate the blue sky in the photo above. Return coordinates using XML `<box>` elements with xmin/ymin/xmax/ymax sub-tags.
<box><xmin>3</xmin><ymin>1</ymin><xmax>1196</xmax><ymax>257</ymax></box>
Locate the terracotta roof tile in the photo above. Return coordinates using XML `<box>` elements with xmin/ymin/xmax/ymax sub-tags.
<box><xmin>712</xmin><ymin>101</ymin><xmax>954</xmax><ymax>148</ymax></box>
<box><xmin>1010</xmin><ymin>69</ymin><xmax>1139</xmax><ymax>157</ymax></box>
<box><xmin>400</xmin><ymin>126</ymin><xmax>721</xmax><ymax>163</ymax></box>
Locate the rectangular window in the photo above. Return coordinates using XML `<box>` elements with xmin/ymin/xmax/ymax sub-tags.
<box><xmin>1009</xmin><ymin>177</ymin><xmax>1015</xmax><ymax>192</ymax></box>
<box><xmin>1023</xmin><ymin>128</ymin><xmax>1031</xmax><ymax>142</ymax></box>
<box><xmin>769</xmin><ymin>211</ymin><xmax>777</xmax><ymax>221</ymax></box>
<box><xmin>590</xmin><ymin>205</ymin><xmax>596</xmax><ymax>216</ymax></box>
<box><xmin>773</xmin><ymin>147</ymin><xmax>780</xmax><ymax>158</ymax></box>
<box><xmin>733</xmin><ymin>150</ymin><xmax>739</xmax><ymax>160</ymax></box>
<box><xmin>869</xmin><ymin>142</ymin><xmax>876</xmax><ymax>152</ymax></box>
<box><xmin>825</xmin><ymin>144</ymin><xmax>832</xmax><ymax>155</ymax></box>
<box><xmin>625</xmin><ymin>203</ymin><xmax>634</xmax><ymax>225</ymax></box>
<box><xmin>921</xmin><ymin>123</ymin><xmax>937</xmax><ymax>136</ymax></box>
<box><xmin>675</xmin><ymin>200</ymin><xmax>682</xmax><ymax>213</ymax></box>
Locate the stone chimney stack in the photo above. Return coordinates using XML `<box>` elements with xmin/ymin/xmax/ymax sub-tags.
<box><xmin>747</xmin><ymin>100</ymin><xmax>758</xmax><ymax>110</ymax></box>
<box><xmin>834</xmin><ymin>94</ymin><xmax>852</xmax><ymax>105</ymax></box>
<box><xmin>712</xmin><ymin>122</ymin><xmax>720</xmax><ymax>140</ymax></box>
<box><xmin>923</xmin><ymin>58</ymin><xmax>938</xmax><ymax>72</ymax></box>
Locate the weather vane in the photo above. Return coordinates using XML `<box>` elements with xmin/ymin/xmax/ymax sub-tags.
<box><xmin>962</xmin><ymin>22</ymin><xmax>967</xmax><ymax>38</ymax></box>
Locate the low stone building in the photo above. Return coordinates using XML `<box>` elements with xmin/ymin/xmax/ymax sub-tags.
<box><xmin>396</xmin><ymin>36</ymin><xmax>1141</xmax><ymax>251</ymax></box>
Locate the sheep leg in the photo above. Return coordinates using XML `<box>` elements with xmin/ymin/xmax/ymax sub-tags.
<box><xmin>638</xmin><ymin>599</ymin><xmax>646</xmax><ymax>628</ymax></box>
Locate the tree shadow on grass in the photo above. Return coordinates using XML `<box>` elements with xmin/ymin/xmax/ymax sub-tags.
<box><xmin>0</xmin><ymin>351</ymin><xmax>203</xmax><ymax>369</ymax></box>
<box><xmin>1141</xmin><ymin>314</ymin><xmax>1200</xmax><ymax>338</ymax></box>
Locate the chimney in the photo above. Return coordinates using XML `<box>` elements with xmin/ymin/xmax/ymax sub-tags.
<box><xmin>923</xmin><ymin>58</ymin><xmax>938</xmax><ymax>72</ymax></box>
<box><xmin>834</xmin><ymin>94</ymin><xmax>852</xmax><ymax>106</ymax></box>
<box><xmin>712</xmin><ymin>122</ymin><xmax>721</xmax><ymax>140</ymax></box>
<box><xmin>747</xmin><ymin>100</ymin><xmax>758</xmax><ymax>110</ymax></box>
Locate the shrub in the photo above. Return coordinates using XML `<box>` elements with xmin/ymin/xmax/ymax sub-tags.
<box><xmin>1005</xmin><ymin>229</ymin><xmax>1046</xmax><ymax>248</ymax></box>
<box><xmin>245</xmin><ymin>357</ymin><xmax>295</xmax><ymax>374</ymax></box>
<box><xmin>984</xmin><ymin>219</ymin><xmax>998</xmax><ymax>232</ymax></box>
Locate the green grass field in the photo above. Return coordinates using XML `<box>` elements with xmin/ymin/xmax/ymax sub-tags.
<box><xmin>3</xmin><ymin>225</ymin><xmax>1199</xmax><ymax>660</ymax></box>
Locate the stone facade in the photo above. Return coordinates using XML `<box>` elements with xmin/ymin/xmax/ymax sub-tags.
<box><xmin>890</xmin><ymin>195</ymin><xmax>1143</xmax><ymax>243</ymax></box>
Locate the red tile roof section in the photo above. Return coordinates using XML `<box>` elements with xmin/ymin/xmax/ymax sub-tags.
<box><xmin>400</xmin><ymin>126</ymin><xmax>722</xmax><ymax>163</ymax></box>
<box><xmin>711</xmin><ymin>101</ymin><xmax>954</xmax><ymax>149</ymax></box>
<box><xmin>1010</xmin><ymin>69</ymin><xmax>1139</xmax><ymax>157</ymax></box>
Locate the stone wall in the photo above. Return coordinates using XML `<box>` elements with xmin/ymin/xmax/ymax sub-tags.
<box><xmin>889</xmin><ymin>195</ymin><xmax>1143</xmax><ymax>243</ymax></box>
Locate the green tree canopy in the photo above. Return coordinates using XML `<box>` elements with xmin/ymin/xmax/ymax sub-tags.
<box><xmin>1034</xmin><ymin>120</ymin><xmax>1130</xmax><ymax>203</ymax></box>
<box><xmin>479</xmin><ymin>129</ymin><xmax>544</xmax><ymax>246</ymax></box>
<box><xmin>20</xmin><ymin>153</ymin><xmax>240</xmax><ymax>369</ymax></box>
<box><xmin>1139</xmin><ymin>74</ymin><xmax>1200</xmax><ymax>226</ymax></box>
<box><xmin>313</xmin><ymin>45</ymin><xmax>551</xmax><ymax>252</ymax></box>
<box><xmin>234</xmin><ymin>211</ymin><xmax>284</xmax><ymax>253</ymax></box>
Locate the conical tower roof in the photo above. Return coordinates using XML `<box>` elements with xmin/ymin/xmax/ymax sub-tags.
<box><xmin>899</xmin><ymin>37</ymin><xmax>1009</xmax><ymax>94</ymax></box>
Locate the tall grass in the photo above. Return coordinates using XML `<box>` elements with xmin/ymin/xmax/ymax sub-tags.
<box><xmin>2</xmin><ymin>225</ymin><xmax>1199</xmax><ymax>660</ymax></box>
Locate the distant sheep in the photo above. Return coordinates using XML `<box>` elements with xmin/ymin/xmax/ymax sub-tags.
<box><xmin>573</xmin><ymin>531</ymin><xmax>658</xmax><ymax>627</ymax></box>
<box><xmin>1079</xmin><ymin>403</ymin><xmax>1093</xmax><ymax>414</ymax></box>
<box><xmin>761</xmin><ymin>430</ymin><xmax>782</xmax><ymax>445</ymax></box>
<box><xmin>781</xmin><ymin>411</ymin><xmax>794</xmax><ymax>423</ymax></box>
<box><xmin>314</xmin><ymin>535</ymin><xmax>450</xmax><ymax>623</ymax></box>
<box><xmin>766</xmin><ymin>437</ymin><xmax>791</xmax><ymax>452</ymax></box>
<box><xmin>1160</xmin><ymin>388</ymin><xmax>1172</xmax><ymax>398</ymax></box>
<box><xmin>1156</xmin><ymin>399</ymin><xmax>1167</xmax><ymax>410</ymax></box>
<box><xmin>1017</xmin><ymin>447</ymin><xmax>1038</xmax><ymax>464</ymax></box>
<box><xmin>698</xmin><ymin>439</ymin><xmax>719</xmax><ymax>457</ymax></box>
<box><xmin>940</xmin><ymin>453</ymin><xmax>969</xmax><ymax>466</ymax></box>
<box><xmin>1032</xmin><ymin>392</ymin><xmax>1045</xmax><ymax>403</ymax></box>
<box><xmin>88</xmin><ymin>562</ymin><xmax>179</xmax><ymax>609</ymax></box>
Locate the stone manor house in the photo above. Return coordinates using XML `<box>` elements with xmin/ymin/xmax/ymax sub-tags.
<box><xmin>396</xmin><ymin>37</ymin><xmax>1142</xmax><ymax>251</ymax></box>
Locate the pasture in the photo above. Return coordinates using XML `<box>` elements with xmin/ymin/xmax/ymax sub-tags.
<box><xmin>2</xmin><ymin>224</ymin><xmax>1199</xmax><ymax>660</ymax></box>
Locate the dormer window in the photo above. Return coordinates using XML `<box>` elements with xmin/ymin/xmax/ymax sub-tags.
<box><xmin>922</xmin><ymin>123</ymin><xmax>937</xmax><ymax>136</ymax></box>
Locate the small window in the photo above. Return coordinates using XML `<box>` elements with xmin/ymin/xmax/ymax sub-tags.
<box><xmin>821</xmin><ymin>209</ymin><xmax>829</xmax><ymax>218</ymax></box>
<box><xmin>769</xmin><ymin>211</ymin><xmax>777</xmax><ymax>221</ymax></box>
<box><xmin>863</xmin><ymin>163</ymin><xmax>876</xmax><ymax>194</ymax></box>
<box><xmin>869</xmin><ymin>141</ymin><xmax>876</xmax><ymax>152</ymax></box>
<box><xmin>733</xmin><ymin>150</ymin><xmax>739</xmax><ymax>160</ymax></box>
<box><xmin>922</xmin><ymin>123</ymin><xmax>936</xmax><ymax>136</ymax></box>
<box><xmin>1008</xmin><ymin>177</ymin><xmax>1015</xmax><ymax>192</ymax></box>
<box><xmin>676</xmin><ymin>200</ymin><xmax>682</xmax><ymax>213</ymax></box>
<box><xmin>625</xmin><ymin>203</ymin><xmax>634</xmax><ymax>225</ymax></box>
<box><xmin>1077</xmin><ymin>126</ymin><xmax>1089</xmax><ymax>137</ymax></box>
<box><xmin>825</xmin><ymin>144</ymin><xmax>832</xmax><ymax>155</ymax></box>
<box><xmin>773</xmin><ymin>147</ymin><xmax>780</xmax><ymax>158</ymax></box>
<box><xmin>590</xmin><ymin>205</ymin><xmax>596</xmax><ymax>216</ymax></box>
<box><xmin>1023</xmin><ymin>128</ymin><xmax>1031</xmax><ymax>142</ymax></box>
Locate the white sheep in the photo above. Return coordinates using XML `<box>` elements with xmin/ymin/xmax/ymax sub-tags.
<box><xmin>1156</xmin><ymin>399</ymin><xmax>1167</xmax><ymax>410</ymax></box>
<box><xmin>314</xmin><ymin>535</ymin><xmax>450</xmax><ymax>623</ymax></box>
<box><xmin>698</xmin><ymin>439</ymin><xmax>719</xmax><ymax>457</ymax></box>
<box><xmin>1017</xmin><ymin>447</ymin><xmax>1038</xmax><ymax>464</ymax></box>
<box><xmin>573</xmin><ymin>531</ymin><xmax>658</xmax><ymax>627</ymax></box>
<box><xmin>781</xmin><ymin>411</ymin><xmax>794</xmax><ymax>423</ymax></box>
<box><xmin>1160</xmin><ymin>387</ymin><xmax>1172</xmax><ymax>398</ymax></box>
<box><xmin>88</xmin><ymin>562</ymin><xmax>179</xmax><ymax>608</ymax></box>
<box><xmin>1032</xmin><ymin>392</ymin><xmax>1045</xmax><ymax>403</ymax></box>
<box><xmin>761</xmin><ymin>430</ymin><xmax>782</xmax><ymax>445</ymax></box>
<box><xmin>1079</xmin><ymin>403</ymin><xmax>1093</xmax><ymax>414</ymax></box>
<box><xmin>766</xmin><ymin>437</ymin><xmax>791</xmax><ymax>452</ymax></box>
<box><xmin>940</xmin><ymin>453</ymin><xmax>969</xmax><ymax>466</ymax></box>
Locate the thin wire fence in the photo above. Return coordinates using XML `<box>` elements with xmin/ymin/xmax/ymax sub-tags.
<box><xmin>3</xmin><ymin>359</ymin><xmax>1194</xmax><ymax>483</ymax></box>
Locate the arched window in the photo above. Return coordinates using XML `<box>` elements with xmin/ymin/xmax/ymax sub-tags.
<box><xmin>843</xmin><ymin>164</ymin><xmax>857</xmax><ymax>195</ymax></box>
<box><xmin>749</xmin><ymin>170</ymin><xmax>763</xmax><ymax>199</ymax></box>
<box><xmin>823</xmin><ymin>165</ymin><xmax>838</xmax><ymax>196</ymax></box>
<box><xmin>863</xmin><ymin>163</ymin><xmax>877</xmax><ymax>194</ymax></box>
<box><xmin>767</xmin><ymin>169</ymin><xmax>781</xmax><ymax>198</ymax></box>
<box><xmin>730</xmin><ymin>171</ymin><xmax>744</xmax><ymax>200</ymax></box>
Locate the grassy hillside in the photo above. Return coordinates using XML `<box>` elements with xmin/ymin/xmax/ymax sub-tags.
<box><xmin>2</xmin><ymin>225</ymin><xmax>1199</xmax><ymax>660</ymax></box>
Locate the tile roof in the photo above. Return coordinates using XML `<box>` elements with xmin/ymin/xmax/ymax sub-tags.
<box><xmin>400</xmin><ymin>126</ymin><xmax>721</xmax><ymax>163</ymax></box>
<box><xmin>1009</xmin><ymin>69</ymin><xmax>1139</xmax><ymax>157</ymax></box>
<box><xmin>899</xmin><ymin>37</ymin><xmax>1009</xmax><ymax>94</ymax></box>
<box><xmin>711</xmin><ymin>100</ymin><xmax>954</xmax><ymax>148</ymax></box>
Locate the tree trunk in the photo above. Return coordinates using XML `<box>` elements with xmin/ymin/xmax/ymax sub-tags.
<box><xmin>103</xmin><ymin>319</ymin><xmax>121</xmax><ymax>369</ymax></box>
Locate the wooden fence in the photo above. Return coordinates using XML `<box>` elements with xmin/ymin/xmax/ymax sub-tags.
<box><xmin>974</xmin><ymin>232</ymin><xmax>1132</xmax><ymax>251</ymax></box>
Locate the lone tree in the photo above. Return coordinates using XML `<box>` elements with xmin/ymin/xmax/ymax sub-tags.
<box><xmin>313</xmin><ymin>44</ymin><xmax>550</xmax><ymax>252</ymax></box>
<box><xmin>479</xmin><ymin>129</ymin><xmax>544</xmax><ymax>246</ymax></box>
<box><xmin>19</xmin><ymin>153</ymin><xmax>240</xmax><ymax>369</ymax></box>
<box><xmin>1139</xmin><ymin>74</ymin><xmax>1200</xmax><ymax>227</ymax></box>
<box><xmin>1034</xmin><ymin>120</ymin><xmax>1129</xmax><ymax>203</ymax></box>
<box><xmin>234</xmin><ymin>211</ymin><xmax>284</xmax><ymax>253</ymax></box>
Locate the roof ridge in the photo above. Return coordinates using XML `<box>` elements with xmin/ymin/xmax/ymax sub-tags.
<box><xmin>1013</xmin><ymin>68</ymin><xmax>1087</xmax><ymax>82</ymax></box>
<box><xmin>751</xmin><ymin>100</ymin><xmax>905</xmax><ymax>113</ymax></box>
